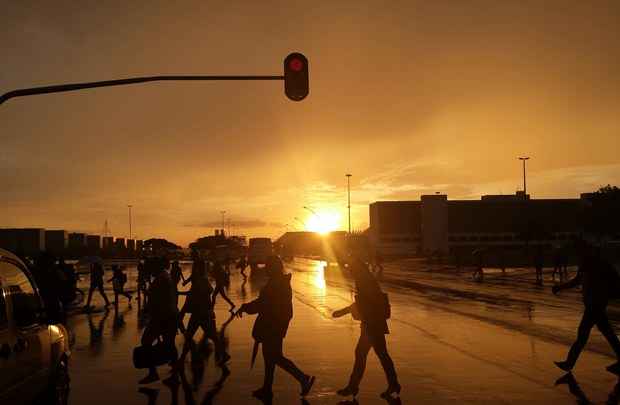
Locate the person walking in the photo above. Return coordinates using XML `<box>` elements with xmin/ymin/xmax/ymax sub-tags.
<box><xmin>211</xmin><ymin>260</ymin><xmax>236</xmax><ymax>313</ymax></box>
<box><xmin>170</xmin><ymin>260</ymin><xmax>185</xmax><ymax>307</ymax></box>
<box><xmin>333</xmin><ymin>258</ymin><xmax>400</xmax><ymax>399</ymax></box>
<box><xmin>108</xmin><ymin>265</ymin><xmax>132</xmax><ymax>307</ymax></box>
<box><xmin>178</xmin><ymin>251</ymin><xmax>206</xmax><ymax>333</ymax></box>
<box><xmin>236</xmin><ymin>256</ymin><xmax>315</xmax><ymax>401</ymax></box>
<box><xmin>237</xmin><ymin>256</ymin><xmax>248</xmax><ymax>279</ymax></box>
<box><xmin>177</xmin><ymin>261</ymin><xmax>230</xmax><ymax>369</ymax></box>
<box><xmin>139</xmin><ymin>258</ymin><xmax>178</xmax><ymax>384</ymax></box>
<box><xmin>534</xmin><ymin>246</ymin><xmax>545</xmax><ymax>286</ymax></box>
<box><xmin>553</xmin><ymin>239</ymin><xmax>620</xmax><ymax>373</ymax></box>
<box><xmin>85</xmin><ymin>261</ymin><xmax>111</xmax><ymax>310</ymax></box>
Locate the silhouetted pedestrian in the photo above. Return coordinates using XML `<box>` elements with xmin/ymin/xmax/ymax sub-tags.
<box><xmin>178</xmin><ymin>252</ymin><xmax>205</xmax><ymax>333</ymax></box>
<box><xmin>139</xmin><ymin>259</ymin><xmax>178</xmax><ymax>384</ymax></box>
<box><xmin>33</xmin><ymin>251</ymin><xmax>64</xmax><ymax>322</ymax></box>
<box><xmin>534</xmin><ymin>246</ymin><xmax>544</xmax><ymax>286</ymax></box>
<box><xmin>137</xmin><ymin>260</ymin><xmax>148</xmax><ymax>299</ymax></box>
<box><xmin>177</xmin><ymin>261</ymin><xmax>229</xmax><ymax>370</ymax></box>
<box><xmin>57</xmin><ymin>256</ymin><xmax>77</xmax><ymax>306</ymax></box>
<box><xmin>236</xmin><ymin>256</ymin><xmax>315</xmax><ymax>401</ymax></box>
<box><xmin>333</xmin><ymin>258</ymin><xmax>400</xmax><ymax>399</ymax></box>
<box><xmin>553</xmin><ymin>239</ymin><xmax>620</xmax><ymax>374</ymax></box>
<box><xmin>211</xmin><ymin>261</ymin><xmax>236</xmax><ymax>313</ymax></box>
<box><xmin>237</xmin><ymin>256</ymin><xmax>248</xmax><ymax>278</ymax></box>
<box><xmin>85</xmin><ymin>261</ymin><xmax>111</xmax><ymax>310</ymax></box>
<box><xmin>170</xmin><ymin>260</ymin><xmax>185</xmax><ymax>306</ymax></box>
<box><xmin>108</xmin><ymin>265</ymin><xmax>132</xmax><ymax>306</ymax></box>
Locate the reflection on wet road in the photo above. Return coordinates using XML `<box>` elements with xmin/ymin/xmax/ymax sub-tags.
<box><xmin>64</xmin><ymin>259</ymin><xmax>619</xmax><ymax>404</ymax></box>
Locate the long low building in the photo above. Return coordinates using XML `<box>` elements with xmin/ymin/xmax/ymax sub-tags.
<box><xmin>369</xmin><ymin>192</ymin><xmax>610</xmax><ymax>258</ymax></box>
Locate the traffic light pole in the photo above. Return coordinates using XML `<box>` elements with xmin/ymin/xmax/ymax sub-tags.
<box><xmin>0</xmin><ymin>74</ymin><xmax>285</xmax><ymax>105</ymax></box>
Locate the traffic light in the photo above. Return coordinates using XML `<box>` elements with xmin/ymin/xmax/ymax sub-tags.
<box><xmin>284</xmin><ymin>52</ymin><xmax>309</xmax><ymax>101</ymax></box>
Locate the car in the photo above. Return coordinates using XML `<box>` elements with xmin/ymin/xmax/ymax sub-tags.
<box><xmin>248</xmin><ymin>238</ymin><xmax>273</xmax><ymax>272</ymax></box>
<box><xmin>0</xmin><ymin>248</ymin><xmax>71</xmax><ymax>405</ymax></box>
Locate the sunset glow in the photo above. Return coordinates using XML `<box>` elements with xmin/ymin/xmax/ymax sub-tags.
<box><xmin>305</xmin><ymin>210</ymin><xmax>342</xmax><ymax>234</ymax></box>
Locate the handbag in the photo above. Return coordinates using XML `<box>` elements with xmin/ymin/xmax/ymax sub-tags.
<box><xmin>133</xmin><ymin>341</ymin><xmax>178</xmax><ymax>369</ymax></box>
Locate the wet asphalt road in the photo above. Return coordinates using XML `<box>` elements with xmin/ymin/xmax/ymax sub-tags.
<box><xmin>63</xmin><ymin>259</ymin><xmax>620</xmax><ymax>404</ymax></box>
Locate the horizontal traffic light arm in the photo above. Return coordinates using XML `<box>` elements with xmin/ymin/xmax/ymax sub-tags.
<box><xmin>0</xmin><ymin>74</ymin><xmax>285</xmax><ymax>105</ymax></box>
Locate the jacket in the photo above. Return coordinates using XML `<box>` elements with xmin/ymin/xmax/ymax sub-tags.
<box><xmin>244</xmin><ymin>273</ymin><xmax>293</xmax><ymax>342</ymax></box>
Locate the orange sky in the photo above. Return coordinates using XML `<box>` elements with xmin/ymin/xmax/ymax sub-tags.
<box><xmin>1</xmin><ymin>1</ymin><xmax>619</xmax><ymax>246</ymax></box>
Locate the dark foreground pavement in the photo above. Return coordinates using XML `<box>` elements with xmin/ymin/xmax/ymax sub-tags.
<box><xmin>62</xmin><ymin>258</ymin><xmax>620</xmax><ymax>404</ymax></box>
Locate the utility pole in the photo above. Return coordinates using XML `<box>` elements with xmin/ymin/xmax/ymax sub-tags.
<box><xmin>518</xmin><ymin>157</ymin><xmax>530</xmax><ymax>196</ymax></box>
<box><xmin>220</xmin><ymin>211</ymin><xmax>226</xmax><ymax>233</ymax></box>
<box><xmin>294</xmin><ymin>217</ymin><xmax>305</xmax><ymax>230</ymax></box>
<box><xmin>128</xmin><ymin>205</ymin><xmax>133</xmax><ymax>240</ymax></box>
<box><xmin>346</xmin><ymin>174</ymin><xmax>352</xmax><ymax>234</ymax></box>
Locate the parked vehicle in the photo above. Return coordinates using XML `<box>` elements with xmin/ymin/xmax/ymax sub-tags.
<box><xmin>248</xmin><ymin>238</ymin><xmax>273</xmax><ymax>272</ymax></box>
<box><xmin>0</xmin><ymin>248</ymin><xmax>71</xmax><ymax>405</ymax></box>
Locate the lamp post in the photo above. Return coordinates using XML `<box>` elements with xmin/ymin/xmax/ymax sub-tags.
<box><xmin>220</xmin><ymin>211</ymin><xmax>226</xmax><ymax>231</ymax></box>
<box><xmin>518</xmin><ymin>157</ymin><xmax>530</xmax><ymax>196</ymax></box>
<box><xmin>346</xmin><ymin>174</ymin><xmax>352</xmax><ymax>234</ymax></box>
<box><xmin>294</xmin><ymin>217</ymin><xmax>305</xmax><ymax>230</ymax></box>
<box><xmin>127</xmin><ymin>205</ymin><xmax>133</xmax><ymax>240</ymax></box>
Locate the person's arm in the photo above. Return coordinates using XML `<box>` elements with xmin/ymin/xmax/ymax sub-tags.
<box><xmin>332</xmin><ymin>305</ymin><xmax>353</xmax><ymax>318</ymax></box>
<box><xmin>236</xmin><ymin>289</ymin><xmax>266</xmax><ymax>317</ymax></box>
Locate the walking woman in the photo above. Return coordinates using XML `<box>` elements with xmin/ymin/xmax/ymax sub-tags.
<box><xmin>108</xmin><ymin>265</ymin><xmax>132</xmax><ymax>306</ymax></box>
<box><xmin>211</xmin><ymin>260</ymin><xmax>236</xmax><ymax>313</ymax></box>
<box><xmin>177</xmin><ymin>261</ymin><xmax>229</xmax><ymax>368</ymax></box>
<box><xmin>333</xmin><ymin>258</ymin><xmax>400</xmax><ymax>399</ymax></box>
<box><xmin>236</xmin><ymin>256</ymin><xmax>315</xmax><ymax>401</ymax></box>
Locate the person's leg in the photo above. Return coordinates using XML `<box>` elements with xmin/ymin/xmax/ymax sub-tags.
<box><xmin>98</xmin><ymin>284</ymin><xmax>110</xmax><ymax>306</ymax></box>
<box><xmin>272</xmin><ymin>338</ymin><xmax>308</xmax><ymax>384</ymax></box>
<box><xmin>140</xmin><ymin>324</ymin><xmax>160</xmax><ymax>383</ymax></box>
<box><xmin>205</xmin><ymin>321</ymin><xmax>230</xmax><ymax>365</ymax></box>
<box><xmin>218</xmin><ymin>287</ymin><xmax>235</xmax><ymax>310</ymax></box>
<box><xmin>564</xmin><ymin>309</ymin><xmax>597</xmax><ymax>368</ymax></box>
<box><xmin>179</xmin><ymin>317</ymin><xmax>200</xmax><ymax>363</ymax></box>
<box><xmin>370</xmin><ymin>333</ymin><xmax>400</xmax><ymax>388</ymax></box>
<box><xmin>261</xmin><ymin>340</ymin><xmax>278</xmax><ymax>393</ymax></box>
<box><xmin>85</xmin><ymin>287</ymin><xmax>94</xmax><ymax>307</ymax></box>
<box><xmin>347</xmin><ymin>330</ymin><xmax>372</xmax><ymax>390</ymax></box>
<box><xmin>211</xmin><ymin>287</ymin><xmax>220</xmax><ymax>307</ymax></box>
<box><xmin>596</xmin><ymin>311</ymin><xmax>620</xmax><ymax>359</ymax></box>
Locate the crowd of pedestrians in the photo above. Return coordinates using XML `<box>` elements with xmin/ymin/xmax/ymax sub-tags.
<box><xmin>19</xmin><ymin>234</ymin><xmax>620</xmax><ymax>403</ymax></box>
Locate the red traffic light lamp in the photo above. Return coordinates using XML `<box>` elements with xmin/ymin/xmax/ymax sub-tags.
<box><xmin>284</xmin><ymin>52</ymin><xmax>309</xmax><ymax>101</ymax></box>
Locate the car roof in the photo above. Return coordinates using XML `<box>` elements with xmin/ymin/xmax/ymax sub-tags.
<box><xmin>0</xmin><ymin>248</ymin><xmax>27</xmax><ymax>267</ymax></box>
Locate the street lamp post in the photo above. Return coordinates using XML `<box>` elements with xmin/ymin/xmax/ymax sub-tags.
<box><xmin>220</xmin><ymin>211</ymin><xmax>226</xmax><ymax>234</ymax></box>
<box><xmin>518</xmin><ymin>157</ymin><xmax>530</xmax><ymax>196</ymax></box>
<box><xmin>294</xmin><ymin>217</ymin><xmax>305</xmax><ymax>230</ymax></box>
<box><xmin>127</xmin><ymin>205</ymin><xmax>133</xmax><ymax>240</ymax></box>
<box><xmin>346</xmin><ymin>174</ymin><xmax>352</xmax><ymax>234</ymax></box>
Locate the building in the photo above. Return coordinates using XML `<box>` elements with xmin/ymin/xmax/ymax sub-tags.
<box><xmin>102</xmin><ymin>236</ymin><xmax>114</xmax><ymax>251</ymax></box>
<box><xmin>115</xmin><ymin>238</ymin><xmax>126</xmax><ymax>249</ymax></box>
<box><xmin>86</xmin><ymin>235</ymin><xmax>102</xmax><ymax>253</ymax></box>
<box><xmin>0</xmin><ymin>228</ymin><xmax>46</xmax><ymax>257</ymax></box>
<box><xmin>68</xmin><ymin>233</ymin><xmax>87</xmax><ymax>249</ymax></box>
<box><xmin>369</xmin><ymin>192</ymin><xmax>589</xmax><ymax>257</ymax></box>
<box><xmin>44</xmin><ymin>230</ymin><xmax>69</xmax><ymax>255</ymax></box>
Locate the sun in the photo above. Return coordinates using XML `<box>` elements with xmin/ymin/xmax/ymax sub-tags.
<box><xmin>306</xmin><ymin>211</ymin><xmax>342</xmax><ymax>234</ymax></box>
